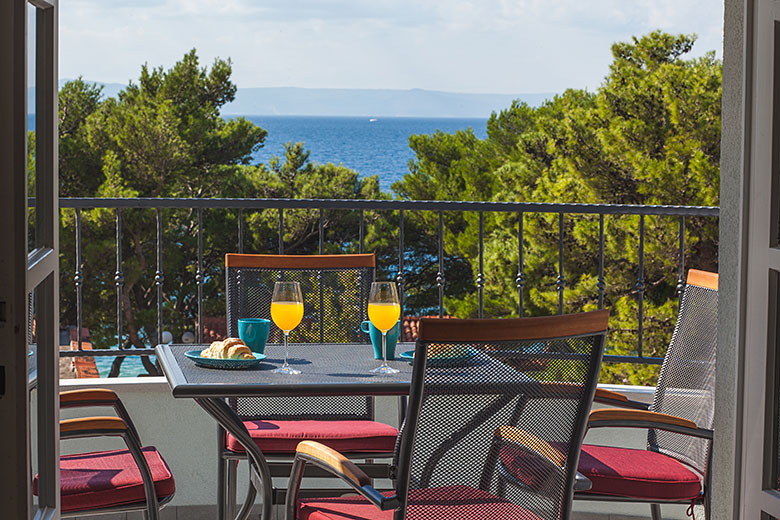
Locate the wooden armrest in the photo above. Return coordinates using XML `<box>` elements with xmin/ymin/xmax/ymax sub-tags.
<box><xmin>495</xmin><ymin>426</ymin><xmax>565</xmax><ymax>466</ymax></box>
<box><xmin>296</xmin><ymin>441</ymin><xmax>371</xmax><ymax>486</ymax></box>
<box><xmin>594</xmin><ymin>388</ymin><xmax>628</xmax><ymax>403</ymax></box>
<box><xmin>588</xmin><ymin>409</ymin><xmax>697</xmax><ymax>430</ymax></box>
<box><xmin>60</xmin><ymin>416</ymin><xmax>128</xmax><ymax>434</ymax></box>
<box><xmin>60</xmin><ymin>389</ymin><xmax>119</xmax><ymax>407</ymax></box>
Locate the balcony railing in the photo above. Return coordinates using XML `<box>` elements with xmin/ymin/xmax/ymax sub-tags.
<box><xmin>39</xmin><ymin>197</ymin><xmax>719</xmax><ymax>369</ymax></box>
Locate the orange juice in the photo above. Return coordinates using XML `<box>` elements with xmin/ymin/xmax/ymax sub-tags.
<box><xmin>368</xmin><ymin>302</ymin><xmax>400</xmax><ymax>333</ymax></box>
<box><xmin>271</xmin><ymin>301</ymin><xmax>304</xmax><ymax>332</ymax></box>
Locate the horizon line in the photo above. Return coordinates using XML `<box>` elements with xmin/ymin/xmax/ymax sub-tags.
<box><xmin>42</xmin><ymin>79</ymin><xmax>556</xmax><ymax>98</ymax></box>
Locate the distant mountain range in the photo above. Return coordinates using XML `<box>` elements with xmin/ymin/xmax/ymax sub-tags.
<box><xmin>28</xmin><ymin>81</ymin><xmax>553</xmax><ymax>118</ymax></box>
<box><xmin>223</xmin><ymin>87</ymin><xmax>552</xmax><ymax>117</ymax></box>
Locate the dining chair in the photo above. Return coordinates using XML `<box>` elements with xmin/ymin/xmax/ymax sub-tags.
<box><xmin>574</xmin><ymin>269</ymin><xmax>718</xmax><ymax>519</ymax></box>
<box><xmin>221</xmin><ymin>253</ymin><xmax>399</xmax><ymax>515</ymax></box>
<box><xmin>286</xmin><ymin>310</ymin><xmax>610</xmax><ymax>520</ymax></box>
<box><xmin>33</xmin><ymin>388</ymin><xmax>175</xmax><ymax>519</ymax></box>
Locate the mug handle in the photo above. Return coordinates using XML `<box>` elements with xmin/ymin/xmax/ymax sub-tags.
<box><xmin>360</xmin><ymin>321</ymin><xmax>370</xmax><ymax>333</ymax></box>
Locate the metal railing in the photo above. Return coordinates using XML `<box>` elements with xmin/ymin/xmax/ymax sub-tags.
<box><xmin>45</xmin><ymin>197</ymin><xmax>718</xmax><ymax>367</ymax></box>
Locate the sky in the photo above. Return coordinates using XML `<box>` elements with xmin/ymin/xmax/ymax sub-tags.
<box><xmin>36</xmin><ymin>0</ymin><xmax>723</xmax><ymax>95</ymax></box>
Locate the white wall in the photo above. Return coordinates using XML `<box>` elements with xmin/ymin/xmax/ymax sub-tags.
<box><xmin>51</xmin><ymin>378</ymin><xmax>694</xmax><ymax>519</ymax></box>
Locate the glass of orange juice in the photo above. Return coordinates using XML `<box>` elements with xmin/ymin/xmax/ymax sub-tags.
<box><xmin>368</xmin><ymin>281</ymin><xmax>401</xmax><ymax>374</ymax></box>
<box><xmin>271</xmin><ymin>281</ymin><xmax>304</xmax><ymax>374</ymax></box>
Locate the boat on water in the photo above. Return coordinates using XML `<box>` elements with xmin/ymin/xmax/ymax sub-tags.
<box><xmin>369</xmin><ymin>118</ymin><xmax>378</xmax><ymax>122</ymax></box>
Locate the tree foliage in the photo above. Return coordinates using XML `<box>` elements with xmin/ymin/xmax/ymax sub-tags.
<box><xmin>53</xmin><ymin>51</ymin><xmax>381</xmax><ymax>375</ymax></box>
<box><xmin>46</xmin><ymin>33</ymin><xmax>721</xmax><ymax>384</ymax></box>
<box><xmin>392</xmin><ymin>31</ymin><xmax>721</xmax><ymax>384</ymax></box>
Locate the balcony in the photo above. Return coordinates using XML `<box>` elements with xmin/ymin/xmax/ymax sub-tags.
<box><xmin>36</xmin><ymin>196</ymin><xmax>718</xmax><ymax>520</ymax></box>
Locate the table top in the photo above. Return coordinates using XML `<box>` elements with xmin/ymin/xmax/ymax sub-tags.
<box><xmin>156</xmin><ymin>343</ymin><xmax>415</xmax><ymax>398</ymax></box>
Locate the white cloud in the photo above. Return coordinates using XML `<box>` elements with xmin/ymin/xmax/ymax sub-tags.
<box><xmin>58</xmin><ymin>0</ymin><xmax>724</xmax><ymax>94</ymax></box>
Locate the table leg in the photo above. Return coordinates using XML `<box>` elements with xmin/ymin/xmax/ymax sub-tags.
<box><xmin>194</xmin><ymin>397</ymin><xmax>274</xmax><ymax>520</ymax></box>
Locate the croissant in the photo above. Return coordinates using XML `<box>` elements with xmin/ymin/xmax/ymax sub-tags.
<box><xmin>201</xmin><ymin>338</ymin><xmax>254</xmax><ymax>359</ymax></box>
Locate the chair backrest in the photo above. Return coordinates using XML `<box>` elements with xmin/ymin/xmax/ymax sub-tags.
<box><xmin>648</xmin><ymin>269</ymin><xmax>718</xmax><ymax>475</ymax></box>
<box><xmin>225</xmin><ymin>253</ymin><xmax>375</xmax><ymax>343</ymax></box>
<box><xmin>395</xmin><ymin>311</ymin><xmax>609</xmax><ymax>520</ymax></box>
<box><xmin>225</xmin><ymin>253</ymin><xmax>375</xmax><ymax>421</ymax></box>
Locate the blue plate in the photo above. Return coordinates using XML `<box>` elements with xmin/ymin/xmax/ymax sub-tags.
<box><xmin>399</xmin><ymin>348</ymin><xmax>477</xmax><ymax>365</ymax></box>
<box><xmin>185</xmin><ymin>350</ymin><xmax>267</xmax><ymax>369</ymax></box>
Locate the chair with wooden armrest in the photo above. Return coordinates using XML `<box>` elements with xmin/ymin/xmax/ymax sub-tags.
<box><xmin>221</xmin><ymin>253</ymin><xmax>399</xmax><ymax>517</ymax></box>
<box><xmin>33</xmin><ymin>389</ymin><xmax>175</xmax><ymax>519</ymax></box>
<box><xmin>575</xmin><ymin>269</ymin><xmax>718</xmax><ymax>520</ymax></box>
<box><xmin>285</xmin><ymin>310</ymin><xmax>609</xmax><ymax>520</ymax></box>
<box><xmin>491</xmin><ymin>426</ymin><xmax>593</xmax><ymax>495</ymax></box>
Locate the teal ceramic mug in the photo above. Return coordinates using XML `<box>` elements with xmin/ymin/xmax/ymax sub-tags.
<box><xmin>360</xmin><ymin>320</ymin><xmax>400</xmax><ymax>360</ymax></box>
<box><xmin>237</xmin><ymin>318</ymin><xmax>271</xmax><ymax>354</ymax></box>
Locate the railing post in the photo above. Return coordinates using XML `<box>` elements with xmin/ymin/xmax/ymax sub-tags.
<box><xmin>74</xmin><ymin>208</ymin><xmax>83</xmax><ymax>350</ymax></box>
<box><xmin>115</xmin><ymin>209</ymin><xmax>124</xmax><ymax>349</ymax></box>
<box><xmin>437</xmin><ymin>211</ymin><xmax>445</xmax><ymax>318</ymax></box>
<box><xmin>637</xmin><ymin>215</ymin><xmax>646</xmax><ymax>358</ymax></box>
<box><xmin>359</xmin><ymin>209</ymin><xmax>364</xmax><ymax>254</ymax></box>
<box><xmin>197</xmin><ymin>208</ymin><xmax>204</xmax><ymax>344</ymax></box>
<box><xmin>319</xmin><ymin>208</ymin><xmax>324</xmax><ymax>255</ymax></box>
<box><xmin>478</xmin><ymin>211</ymin><xmax>485</xmax><ymax>318</ymax></box>
<box><xmin>396</xmin><ymin>210</ymin><xmax>405</xmax><ymax>314</ymax></box>
<box><xmin>155</xmin><ymin>208</ymin><xmax>164</xmax><ymax>347</ymax></box>
<box><xmin>516</xmin><ymin>211</ymin><xmax>525</xmax><ymax>317</ymax></box>
<box><xmin>278</xmin><ymin>208</ymin><xmax>284</xmax><ymax>254</ymax></box>
<box><xmin>598</xmin><ymin>214</ymin><xmax>605</xmax><ymax>309</ymax></box>
<box><xmin>318</xmin><ymin>208</ymin><xmax>324</xmax><ymax>343</ymax></box>
<box><xmin>238</xmin><ymin>208</ymin><xmax>244</xmax><ymax>254</ymax></box>
<box><xmin>677</xmin><ymin>215</ymin><xmax>685</xmax><ymax>311</ymax></box>
<box><xmin>557</xmin><ymin>212</ymin><xmax>565</xmax><ymax>314</ymax></box>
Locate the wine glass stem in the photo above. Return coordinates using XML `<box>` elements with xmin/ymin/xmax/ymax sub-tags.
<box><xmin>283</xmin><ymin>331</ymin><xmax>290</xmax><ymax>367</ymax></box>
<box><xmin>382</xmin><ymin>332</ymin><xmax>387</xmax><ymax>367</ymax></box>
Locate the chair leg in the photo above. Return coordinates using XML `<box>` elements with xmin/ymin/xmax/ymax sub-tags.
<box><xmin>227</xmin><ymin>459</ymin><xmax>238</xmax><ymax>519</ymax></box>
<box><xmin>218</xmin><ymin>455</ymin><xmax>227</xmax><ymax>519</ymax></box>
<box><xmin>650</xmin><ymin>503</ymin><xmax>662</xmax><ymax>520</ymax></box>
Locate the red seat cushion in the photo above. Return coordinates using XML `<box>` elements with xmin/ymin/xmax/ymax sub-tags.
<box><xmin>576</xmin><ymin>444</ymin><xmax>702</xmax><ymax>500</ymax></box>
<box><xmin>298</xmin><ymin>486</ymin><xmax>544</xmax><ymax>520</ymax></box>
<box><xmin>226</xmin><ymin>420</ymin><xmax>398</xmax><ymax>454</ymax></box>
<box><xmin>33</xmin><ymin>446</ymin><xmax>175</xmax><ymax>513</ymax></box>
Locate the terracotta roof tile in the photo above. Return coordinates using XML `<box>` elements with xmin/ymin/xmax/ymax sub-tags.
<box><xmin>200</xmin><ymin>317</ymin><xmax>228</xmax><ymax>342</ymax></box>
<box><xmin>401</xmin><ymin>315</ymin><xmax>453</xmax><ymax>342</ymax></box>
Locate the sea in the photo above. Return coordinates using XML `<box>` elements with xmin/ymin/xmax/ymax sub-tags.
<box><xmin>29</xmin><ymin>114</ymin><xmax>488</xmax><ymax>192</ymax></box>
<box><xmin>239</xmin><ymin>115</ymin><xmax>488</xmax><ymax>191</ymax></box>
<box><xmin>40</xmin><ymin>114</ymin><xmax>488</xmax><ymax>376</ymax></box>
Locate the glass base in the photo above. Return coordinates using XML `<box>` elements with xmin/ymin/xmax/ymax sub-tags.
<box><xmin>371</xmin><ymin>363</ymin><xmax>399</xmax><ymax>374</ymax></box>
<box><xmin>273</xmin><ymin>365</ymin><xmax>301</xmax><ymax>375</ymax></box>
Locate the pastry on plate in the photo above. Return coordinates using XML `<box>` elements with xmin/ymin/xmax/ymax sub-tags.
<box><xmin>201</xmin><ymin>338</ymin><xmax>254</xmax><ymax>359</ymax></box>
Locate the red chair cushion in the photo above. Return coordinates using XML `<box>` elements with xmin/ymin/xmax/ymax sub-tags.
<box><xmin>576</xmin><ymin>444</ymin><xmax>702</xmax><ymax>500</ymax></box>
<box><xmin>226</xmin><ymin>420</ymin><xmax>398</xmax><ymax>454</ymax></box>
<box><xmin>298</xmin><ymin>486</ymin><xmax>544</xmax><ymax>520</ymax></box>
<box><xmin>33</xmin><ymin>446</ymin><xmax>175</xmax><ymax>513</ymax></box>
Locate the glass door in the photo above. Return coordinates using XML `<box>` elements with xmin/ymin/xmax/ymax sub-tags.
<box><xmin>0</xmin><ymin>0</ymin><xmax>59</xmax><ymax>517</ymax></box>
<box><xmin>741</xmin><ymin>1</ymin><xmax>780</xmax><ymax>518</ymax></box>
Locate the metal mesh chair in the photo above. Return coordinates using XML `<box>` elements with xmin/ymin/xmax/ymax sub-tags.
<box><xmin>286</xmin><ymin>310</ymin><xmax>610</xmax><ymax>520</ymax></box>
<box><xmin>575</xmin><ymin>269</ymin><xmax>718</xmax><ymax>520</ymax></box>
<box><xmin>221</xmin><ymin>253</ymin><xmax>399</xmax><ymax>514</ymax></box>
<box><xmin>33</xmin><ymin>389</ymin><xmax>174</xmax><ymax>519</ymax></box>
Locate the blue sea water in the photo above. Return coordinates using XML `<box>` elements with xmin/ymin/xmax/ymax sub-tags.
<box><xmin>28</xmin><ymin>114</ymin><xmax>488</xmax><ymax>192</ymax></box>
<box><xmin>240</xmin><ymin>116</ymin><xmax>488</xmax><ymax>192</ymax></box>
<box><xmin>92</xmin><ymin>355</ymin><xmax>157</xmax><ymax>378</ymax></box>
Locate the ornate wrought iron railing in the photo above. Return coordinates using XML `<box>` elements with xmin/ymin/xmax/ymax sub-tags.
<box><xmin>43</xmin><ymin>197</ymin><xmax>718</xmax><ymax>367</ymax></box>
